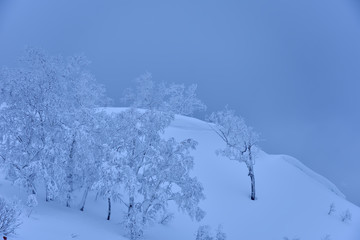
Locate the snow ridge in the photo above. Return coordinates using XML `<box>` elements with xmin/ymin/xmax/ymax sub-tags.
<box><xmin>169</xmin><ymin>113</ymin><xmax>346</xmax><ymax>200</ymax></box>
<box><xmin>280</xmin><ymin>154</ymin><xmax>346</xmax><ymax>199</ymax></box>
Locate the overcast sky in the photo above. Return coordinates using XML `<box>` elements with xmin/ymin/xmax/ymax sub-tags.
<box><xmin>1</xmin><ymin>0</ymin><xmax>360</xmax><ymax>205</ymax></box>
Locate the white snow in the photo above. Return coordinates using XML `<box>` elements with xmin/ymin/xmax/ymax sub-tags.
<box><xmin>1</xmin><ymin>110</ymin><xmax>359</xmax><ymax>240</ymax></box>
<box><xmin>279</xmin><ymin>154</ymin><xmax>346</xmax><ymax>199</ymax></box>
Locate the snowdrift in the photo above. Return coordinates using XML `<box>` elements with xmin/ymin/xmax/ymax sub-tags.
<box><xmin>1</xmin><ymin>110</ymin><xmax>359</xmax><ymax>240</ymax></box>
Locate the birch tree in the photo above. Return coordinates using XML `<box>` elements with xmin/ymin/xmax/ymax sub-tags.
<box><xmin>209</xmin><ymin>108</ymin><xmax>260</xmax><ymax>200</ymax></box>
<box><xmin>121</xmin><ymin>73</ymin><xmax>206</xmax><ymax>116</ymax></box>
<box><xmin>0</xmin><ymin>48</ymin><xmax>107</xmax><ymax>205</ymax></box>
<box><xmin>94</xmin><ymin>109</ymin><xmax>205</xmax><ymax>239</ymax></box>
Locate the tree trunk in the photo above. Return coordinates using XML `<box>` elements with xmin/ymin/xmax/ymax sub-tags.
<box><xmin>248</xmin><ymin>165</ymin><xmax>256</xmax><ymax>200</ymax></box>
<box><xmin>66</xmin><ymin>137</ymin><xmax>76</xmax><ymax>208</ymax></box>
<box><xmin>45</xmin><ymin>186</ymin><xmax>54</xmax><ymax>202</ymax></box>
<box><xmin>247</xmin><ymin>145</ymin><xmax>256</xmax><ymax>200</ymax></box>
<box><xmin>80</xmin><ymin>186</ymin><xmax>90</xmax><ymax>211</ymax></box>
<box><xmin>66</xmin><ymin>189</ymin><xmax>72</xmax><ymax>207</ymax></box>
<box><xmin>45</xmin><ymin>186</ymin><xmax>50</xmax><ymax>202</ymax></box>
<box><xmin>128</xmin><ymin>196</ymin><xmax>134</xmax><ymax>217</ymax></box>
<box><xmin>107</xmin><ymin>198</ymin><xmax>111</xmax><ymax>220</ymax></box>
<box><xmin>127</xmin><ymin>196</ymin><xmax>139</xmax><ymax>240</ymax></box>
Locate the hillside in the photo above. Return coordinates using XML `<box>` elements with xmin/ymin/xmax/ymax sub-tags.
<box><xmin>1</xmin><ymin>110</ymin><xmax>359</xmax><ymax>240</ymax></box>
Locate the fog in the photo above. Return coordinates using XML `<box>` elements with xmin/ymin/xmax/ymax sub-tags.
<box><xmin>1</xmin><ymin>0</ymin><xmax>359</xmax><ymax>205</ymax></box>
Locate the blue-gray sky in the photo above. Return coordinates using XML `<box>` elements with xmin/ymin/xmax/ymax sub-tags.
<box><xmin>1</xmin><ymin>0</ymin><xmax>360</xmax><ymax>205</ymax></box>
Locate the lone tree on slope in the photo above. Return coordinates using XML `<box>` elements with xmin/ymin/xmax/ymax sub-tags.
<box><xmin>209</xmin><ymin>108</ymin><xmax>260</xmax><ymax>200</ymax></box>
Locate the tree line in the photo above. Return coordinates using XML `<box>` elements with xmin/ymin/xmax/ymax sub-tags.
<box><xmin>0</xmin><ymin>48</ymin><xmax>260</xmax><ymax>239</ymax></box>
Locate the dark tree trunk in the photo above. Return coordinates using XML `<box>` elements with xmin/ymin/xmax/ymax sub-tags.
<box><xmin>66</xmin><ymin>137</ymin><xmax>76</xmax><ymax>208</ymax></box>
<box><xmin>66</xmin><ymin>191</ymin><xmax>71</xmax><ymax>207</ymax></box>
<box><xmin>107</xmin><ymin>198</ymin><xmax>111</xmax><ymax>220</ymax></box>
<box><xmin>247</xmin><ymin>145</ymin><xmax>256</xmax><ymax>200</ymax></box>
<box><xmin>80</xmin><ymin>186</ymin><xmax>90</xmax><ymax>211</ymax></box>
<box><xmin>45</xmin><ymin>181</ymin><xmax>55</xmax><ymax>202</ymax></box>
<box><xmin>128</xmin><ymin>196</ymin><xmax>134</xmax><ymax>217</ymax></box>
<box><xmin>45</xmin><ymin>187</ymin><xmax>50</xmax><ymax>202</ymax></box>
<box><xmin>248</xmin><ymin>164</ymin><xmax>256</xmax><ymax>200</ymax></box>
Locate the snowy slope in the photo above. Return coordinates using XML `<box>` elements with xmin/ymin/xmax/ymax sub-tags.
<box><xmin>1</xmin><ymin>110</ymin><xmax>359</xmax><ymax>240</ymax></box>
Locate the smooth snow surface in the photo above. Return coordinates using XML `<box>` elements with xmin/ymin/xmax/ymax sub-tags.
<box><xmin>1</xmin><ymin>110</ymin><xmax>359</xmax><ymax>240</ymax></box>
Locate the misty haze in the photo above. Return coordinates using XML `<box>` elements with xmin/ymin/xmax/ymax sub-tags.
<box><xmin>0</xmin><ymin>0</ymin><xmax>359</xmax><ymax>239</ymax></box>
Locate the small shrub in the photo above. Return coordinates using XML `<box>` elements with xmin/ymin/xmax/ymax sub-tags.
<box><xmin>327</xmin><ymin>203</ymin><xmax>335</xmax><ymax>215</ymax></box>
<box><xmin>196</xmin><ymin>225</ymin><xmax>227</xmax><ymax>240</ymax></box>
<box><xmin>0</xmin><ymin>197</ymin><xmax>21</xmax><ymax>236</ymax></box>
<box><xmin>340</xmin><ymin>209</ymin><xmax>352</xmax><ymax>223</ymax></box>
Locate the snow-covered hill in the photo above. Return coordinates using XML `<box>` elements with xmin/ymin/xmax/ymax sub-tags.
<box><xmin>1</xmin><ymin>110</ymin><xmax>359</xmax><ymax>240</ymax></box>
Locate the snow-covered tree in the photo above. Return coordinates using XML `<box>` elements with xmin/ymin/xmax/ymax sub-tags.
<box><xmin>196</xmin><ymin>225</ymin><xmax>213</xmax><ymax>240</ymax></box>
<box><xmin>215</xmin><ymin>225</ymin><xmax>227</xmax><ymax>240</ymax></box>
<box><xmin>121</xmin><ymin>73</ymin><xmax>206</xmax><ymax>116</ymax></box>
<box><xmin>26</xmin><ymin>194</ymin><xmax>37</xmax><ymax>217</ymax></box>
<box><xmin>0</xmin><ymin>197</ymin><xmax>21</xmax><ymax>237</ymax></box>
<box><xmin>59</xmin><ymin>110</ymin><xmax>114</xmax><ymax>208</ymax></box>
<box><xmin>94</xmin><ymin>109</ymin><xmax>205</xmax><ymax>239</ymax></box>
<box><xmin>77</xmin><ymin>111</ymin><xmax>113</xmax><ymax>212</ymax></box>
<box><xmin>1</xmin><ymin>48</ymin><xmax>206</xmax><ymax>239</ymax></box>
<box><xmin>0</xmin><ymin>48</ymin><xmax>107</xmax><ymax>205</ymax></box>
<box><xmin>208</xmin><ymin>108</ymin><xmax>260</xmax><ymax>200</ymax></box>
<box><xmin>91</xmin><ymin>112</ymin><xmax>125</xmax><ymax>217</ymax></box>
